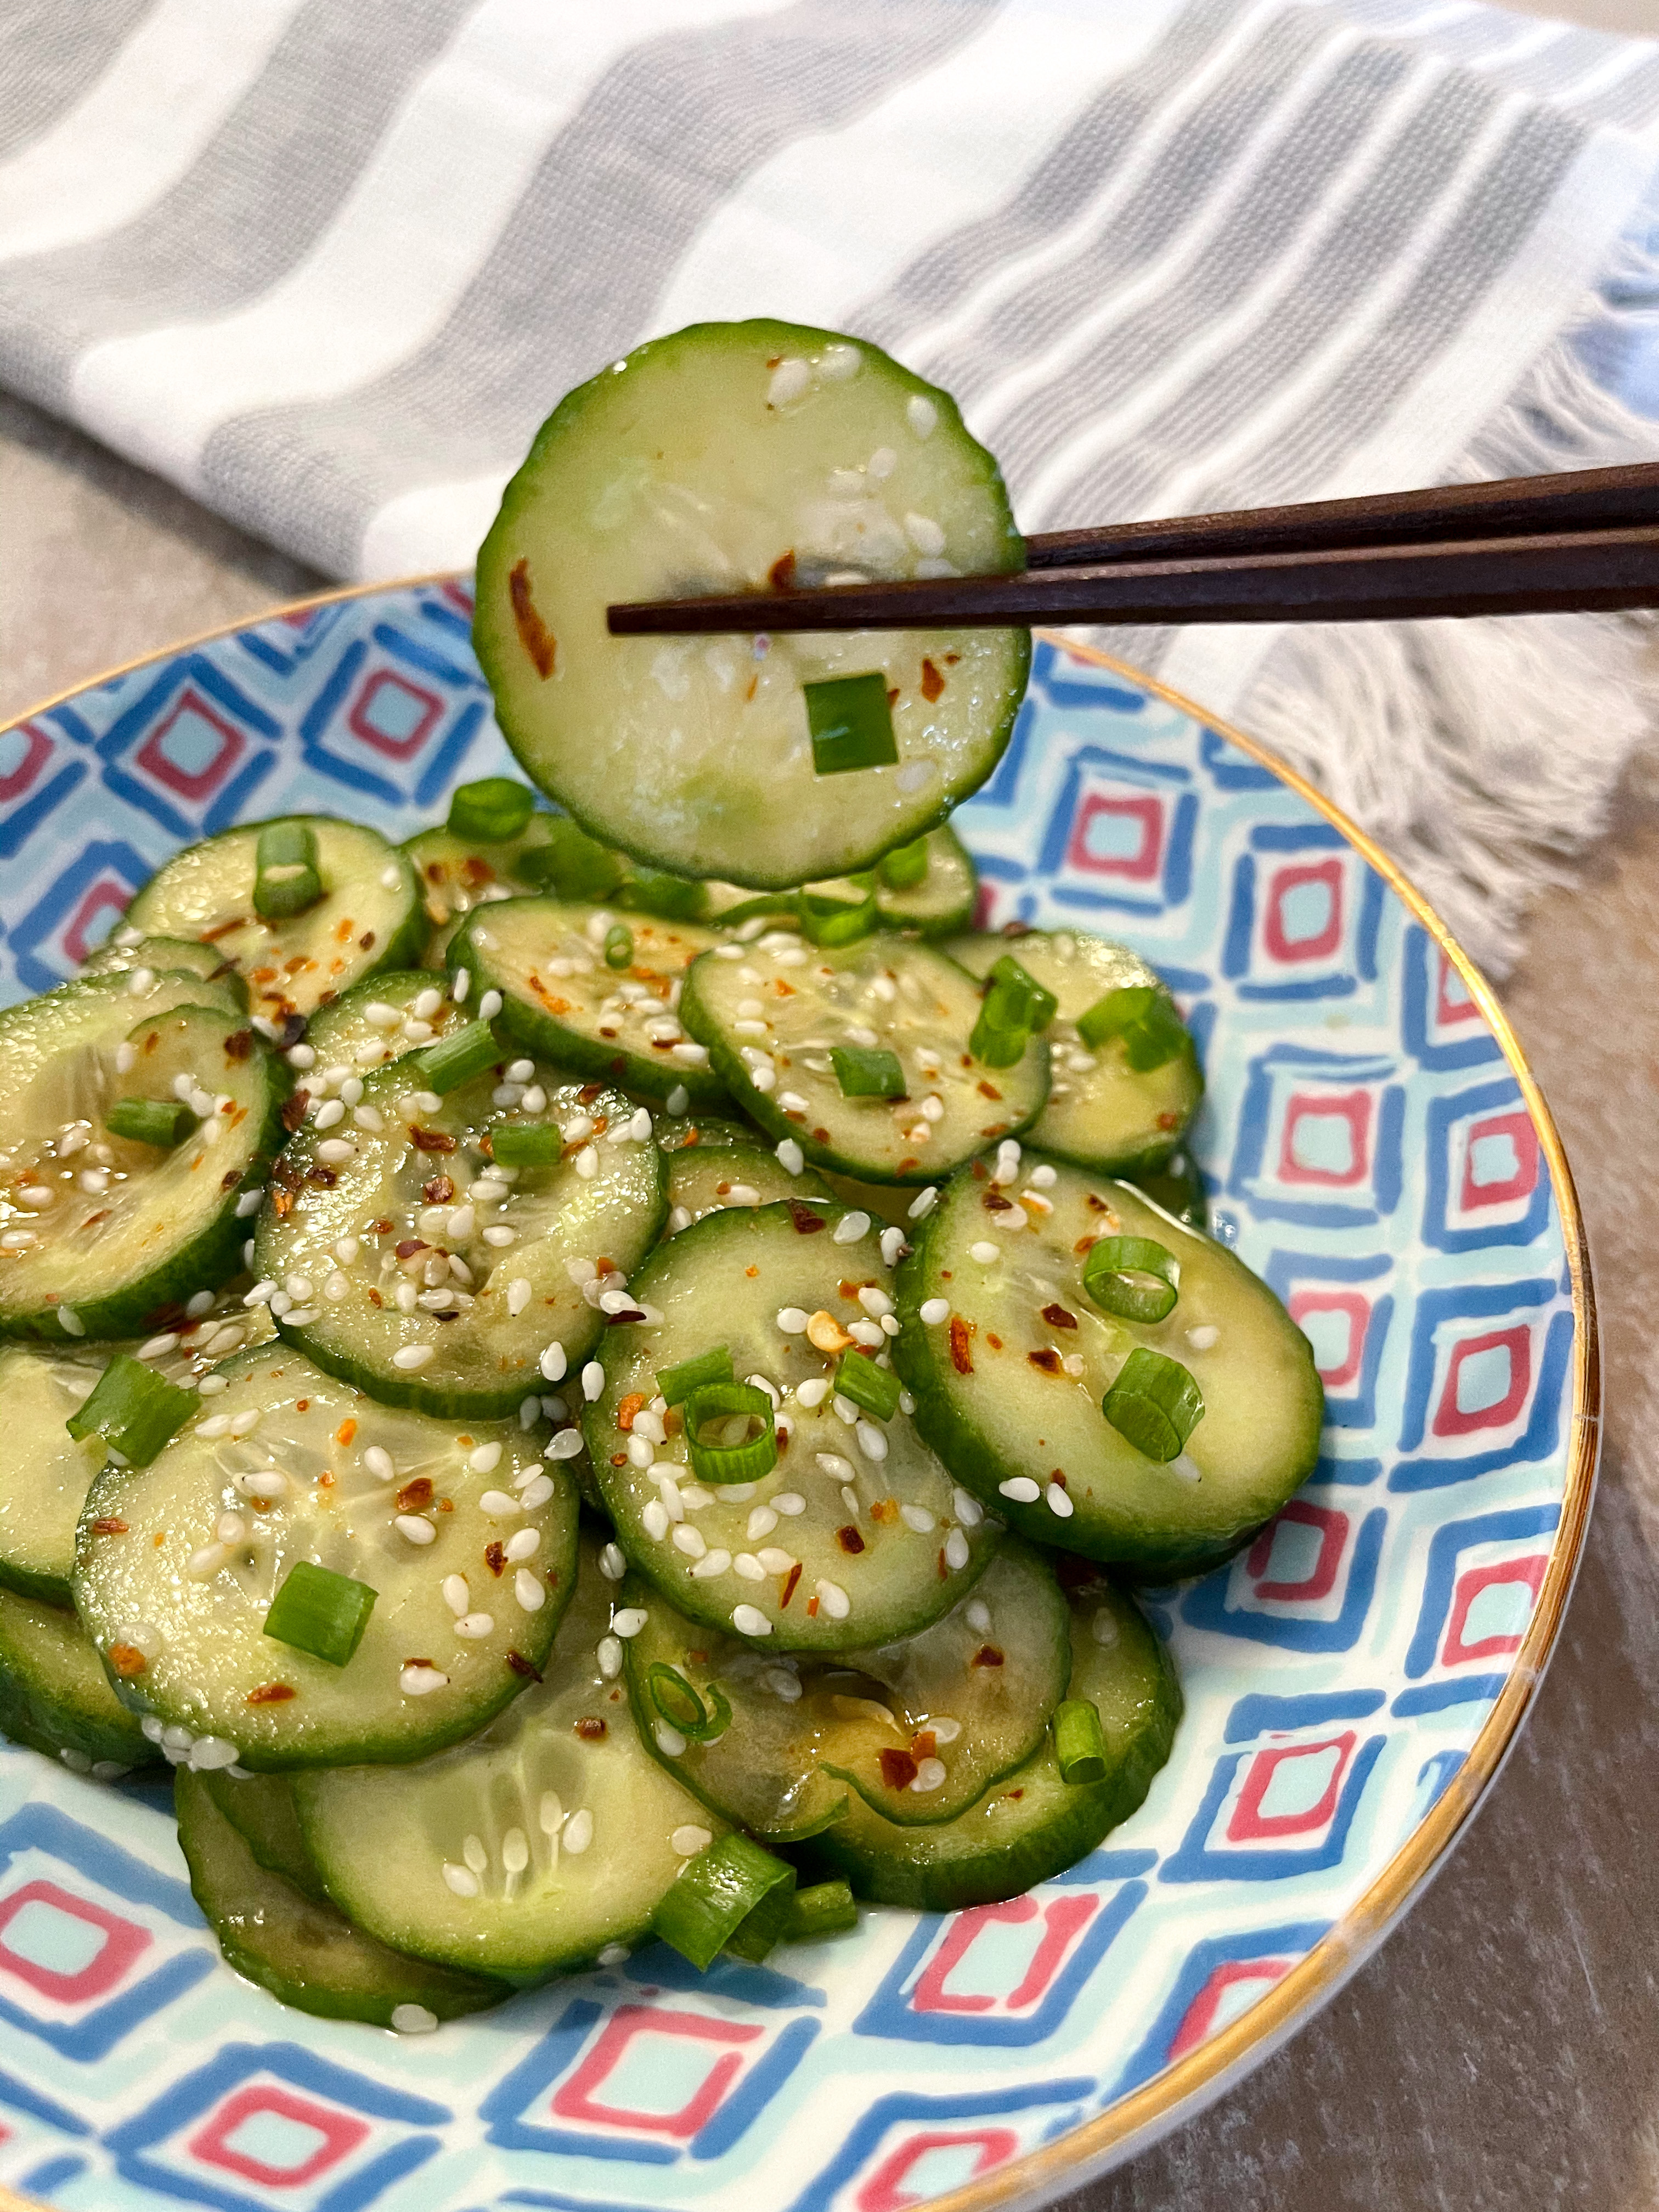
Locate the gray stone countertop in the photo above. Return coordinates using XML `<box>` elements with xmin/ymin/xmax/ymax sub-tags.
<box><xmin>3</xmin><ymin>386</ymin><xmax>1656</xmax><ymax>2212</ymax></box>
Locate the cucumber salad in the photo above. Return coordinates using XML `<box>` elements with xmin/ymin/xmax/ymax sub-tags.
<box><xmin>0</xmin><ymin>320</ymin><xmax>1322</xmax><ymax>2033</ymax></box>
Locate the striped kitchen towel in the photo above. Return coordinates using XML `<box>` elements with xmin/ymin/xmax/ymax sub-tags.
<box><xmin>4</xmin><ymin>0</ymin><xmax>1659</xmax><ymax>970</ymax></box>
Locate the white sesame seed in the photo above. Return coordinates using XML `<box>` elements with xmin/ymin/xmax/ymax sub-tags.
<box><xmin>611</xmin><ymin>1607</ymin><xmax>648</xmax><ymax>1639</ymax></box>
<box><xmin>1046</xmin><ymin>1482</ymin><xmax>1075</xmax><ymax>1518</ymax></box>
<box><xmin>480</xmin><ymin>1489</ymin><xmax>523</xmax><ymax>1519</ymax></box>
<box><xmin>314</xmin><ymin>1098</ymin><xmax>345</xmax><ymax>1130</ymax></box>
<box><xmin>999</xmin><ymin>1476</ymin><xmax>1041</xmax><ymax>1503</ymax></box>
<box><xmin>597</xmin><ymin>1942</ymin><xmax>629</xmax><ymax>1966</ymax></box>
<box><xmin>732</xmin><ymin>1553</ymin><xmax>764</xmax><ymax>1582</ymax></box>
<box><xmin>666</xmin><ymin>1084</ymin><xmax>690</xmax><ymax>1115</ymax></box>
<box><xmin>455</xmin><ymin>1612</ymin><xmax>494</xmax><ymax>1639</ymax></box>
<box><xmin>596</xmin><ymin>1635</ymin><xmax>623</xmax><ymax>1681</ymax></box>
<box><xmin>643</xmin><ymin>1499</ymin><xmax>670</xmax><ymax>1541</ymax></box>
<box><xmin>196</xmin><ymin>1414</ymin><xmax>232</xmax><ymax>1440</ymax></box>
<box><xmin>563</xmin><ymin>1809</ymin><xmax>594</xmax><ymax>1853</ymax></box>
<box><xmin>478</xmin><ymin>990</ymin><xmax>503</xmax><ymax>1020</ymax></box>
<box><xmin>363</xmin><ymin>1444</ymin><xmax>396</xmax><ymax>1482</ymax></box>
<box><xmin>392</xmin><ymin>1343</ymin><xmax>435</xmax><ymax>1370</ymax></box>
<box><xmin>442</xmin><ymin>1863</ymin><xmax>478</xmax><ymax>1896</ymax></box>
<box><xmin>899</xmin><ymin>1503</ymin><xmax>936</xmax><ymax>1534</ymax></box>
<box><xmin>403</xmin><ymin>1664</ymin><xmax>449</xmax><ymax>1696</ymax></box>
<box><xmin>317</xmin><ymin>1138</ymin><xmax>355</xmax><ymax>1166</ymax></box>
<box><xmin>228</xmin><ymin>1409</ymin><xmax>261</xmax><ymax>1439</ymax></box>
<box><xmin>577</xmin><ymin>1361</ymin><xmax>602</xmax><ymax>1402</ymax></box>
<box><xmin>544</xmin><ymin>1430</ymin><xmax>584</xmax><ymax>1464</ymax></box>
<box><xmin>501</xmin><ymin>1527</ymin><xmax>539</xmax><ymax>1566</ymax></box>
<box><xmin>57</xmin><ymin>1307</ymin><xmax>84</xmax><ymax>1337</ymax></box>
<box><xmin>855</xmin><ymin>1420</ymin><xmax>888</xmax><ymax>1463</ymax></box>
<box><xmin>910</xmin><ymin>1757</ymin><xmax>947</xmax><ymax>1793</ymax></box>
<box><xmin>907</xmin><ymin>1186</ymin><xmax>939</xmax><ymax>1221</ymax></box>
<box><xmin>442</xmin><ymin>1574</ymin><xmax>470</xmax><ymax>1616</ymax></box>
<box><xmin>537</xmin><ymin>1342</ymin><xmax>567</xmax><ymax>1384</ymax></box>
<box><xmin>187</xmin><ymin>1543</ymin><xmax>227</xmax><ymax>1579</ymax></box>
<box><xmin>907</xmin><ymin>394</ymin><xmax>938</xmax><ymax>438</ymax></box>
<box><xmin>967</xmin><ymin>1599</ymin><xmax>992</xmax><ymax>1634</ymax></box>
<box><xmin>692</xmin><ymin>1548</ymin><xmax>732</xmax><ymax>1578</ymax></box>
<box><xmin>904</xmin><ymin>512</ymin><xmax>946</xmax><ymax>556</ymax></box>
<box><xmin>672</xmin><ymin>1041</ymin><xmax>709</xmax><ymax>1066</ymax></box>
<box><xmin>776</xmin><ymin>1307</ymin><xmax>810</xmax><ymax>1335</ymax></box>
<box><xmin>451</xmin><ymin>968</ymin><xmax>470</xmax><ymax>1003</ymax></box>
<box><xmin>1187</xmin><ymin>1325</ymin><xmax>1220</xmax><ymax>1350</ymax></box>
<box><xmin>768</xmin><ymin>357</ymin><xmax>811</xmax><ymax>405</ymax></box>
<box><xmin>848</xmin><ymin>1320</ymin><xmax>883</xmax><ymax>1348</ymax></box>
<box><xmin>919</xmin><ymin>1297</ymin><xmax>950</xmax><ymax>1325</ymax></box>
<box><xmin>944</xmin><ymin>1526</ymin><xmax>971</xmax><ymax>1570</ymax></box>
<box><xmin>970</xmin><ymin>1242</ymin><xmax>999</xmax><ymax>1264</ymax></box>
<box><xmin>815</xmin><ymin>1579</ymin><xmax>851</xmax><ymax>1621</ymax></box>
<box><xmin>732</xmin><ymin>1602</ymin><xmax>771</xmax><ymax>1636</ymax></box>
<box><xmin>395</xmin><ymin>1515</ymin><xmax>436</xmax><ymax>1545</ymax></box>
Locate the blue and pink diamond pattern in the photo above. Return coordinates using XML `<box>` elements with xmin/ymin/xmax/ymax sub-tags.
<box><xmin>0</xmin><ymin>591</ymin><xmax>1584</xmax><ymax>2212</ymax></box>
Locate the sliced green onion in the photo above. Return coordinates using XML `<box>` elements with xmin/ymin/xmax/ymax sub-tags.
<box><xmin>1052</xmin><ymin>1697</ymin><xmax>1108</xmax><ymax>1784</ymax></box>
<box><xmin>1102</xmin><ymin>1346</ymin><xmax>1204</xmax><ymax>1463</ymax></box>
<box><xmin>445</xmin><ymin>777</ymin><xmax>534</xmax><ymax>844</ymax></box>
<box><xmin>805</xmin><ymin>672</ymin><xmax>898</xmax><ymax>776</ymax></box>
<box><xmin>653</xmin><ymin>1832</ymin><xmax>797</xmax><ymax>1970</ymax></box>
<box><xmin>489</xmin><ymin>1120</ymin><xmax>562</xmax><ymax>1168</ymax></box>
<box><xmin>682</xmin><ymin>1381</ymin><xmax>777</xmax><ymax>1486</ymax></box>
<box><xmin>1075</xmin><ymin>984</ymin><xmax>1156</xmax><ymax>1049</ymax></box>
<box><xmin>988</xmin><ymin>955</ymin><xmax>1058</xmax><ymax>1032</ymax></box>
<box><xmin>798</xmin><ymin>884</ymin><xmax>879</xmax><ymax>946</ymax></box>
<box><xmin>618</xmin><ymin>866</ymin><xmax>708</xmax><ymax>922</ymax></box>
<box><xmin>262</xmin><ymin>1560</ymin><xmax>377</xmax><ymax>1668</ymax></box>
<box><xmin>877</xmin><ymin>838</ymin><xmax>930</xmax><ymax>891</ymax></box>
<box><xmin>603</xmin><ymin>923</ymin><xmax>634</xmax><ymax>970</ymax></box>
<box><xmin>782</xmin><ymin>1879</ymin><xmax>859</xmax><ymax>1942</ymax></box>
<box><xmin>645</xmin><ymin>1663</ymin><xmax>732</xmax><ymax>1744</ymax></box>
<box><xmin>106</xmin><ymin>1096</ymin><xmax>198</xmax><ymax>1148</ymax></box>
<box><xmin>1122</xmin><ymin>994</ymin><xmax>1189</xmax><ymax>1073</ymax></box>
<box><xmin>969</xmin><ymin>1003</ymin><xmax>1031</xmax><ymax>1069</ymax></box>
<box><xmin>1082</xmin><ymin>1235</ymin><xmax>1180</xmax><ymax>1323</ymax></box>
<box><xmin>656</xmin><ymin>1345</ymin><xmax>733</xmax><ymax>1406</ymax></box>
<box><xmin>66</xmin><ymin>1354</ymin><xmax>198</xmax><ymax>1468</ymax></box>
<box><xmin>415</xmin><ymin>1022</ymin><xmax>500</xmax><ymax>1096</ymax></box>
<box><xmin>834</xmin><ymin>1350</ymin><xmax>901</xmax><ymax>1422</ymax></box>
<box><xmin>831</xmin><ymin>1045</ymin><xmax>905</xmax><ymax>1098</ymax></box>
<box><xmin>253</xmin><ymin>821</ymin><xmax>323</xmax><ymax>920</ymax></box>
<box><xmin>516</xmin><ymin>817</ymin><xmax>625</xmax><ymax>902</ymax></box>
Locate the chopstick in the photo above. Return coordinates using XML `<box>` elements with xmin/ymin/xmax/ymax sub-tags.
<box><xmin>605</xmin><ymin>463</ymin><xmax>1659</xmax><ymax>636</ymax></box>
<box><xmin>608</xmin><ymin>523</ymin><xmax>1659</xmax><ymax>634</ymax></box>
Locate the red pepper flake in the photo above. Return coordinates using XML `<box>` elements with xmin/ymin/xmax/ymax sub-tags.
<box><xmin>359</xmin><ymin>931</ymin><xmax>375</xmax><ymax>951</ymax></box>
<box><xmin>786</xmin><ymin>1199</ymin><xmax>826</xmax><ymax>1235</ymax></box>
<box><xmin>336</xmin><ymin>1418</ymin><xmax>357</xmax><ymax>1447</ymax></box>
<box><xmin>91</xmin><ymin>1517</ymin><xmax>129</xmax><ymax>1535</ymax></box>
<box><xmin>201</xmin><ymin>916</ymin><xmax>246</xmax><ymax>943</ymax></box>
<box><xmin>397</xmin><ymin>1477</ymin><xmax>434</xmax><ymax>1510</ymax></box>
<box><xmin>972</xmin><ymin>1643</ymin><xmax>1005</xmax><ymax>1668</ymax></box>
<box><xmin>878</xmin><ymin>1747</ymin><xmax>918</xmax><ymax>1791</ymax></box>
<box><xmin>806</xmin><ymin>1594</ymin><xmax>820</xmax><ymax>1617</ymax></box>
<box><xmin>871</xmin><ymin>1498</ymin><xmax>899</xmax><ymax>1525</ymax></box>
<box><xmin>108</xmin><ymin>1643</ymin><xmax>146</xmax><ymax>1678</ymax></box>
<box><xmin>812</xmin><ymin>1126</ymin><xmax>831</xmax><ymax>1144</ymax></box>
<box><xmin>949</xmin><ymin>1317</ymin><xmax>974</xmax><ymax>1375</ymax></box>
<box><xmin>1042</xmin><ymin>1303</ymin><xmax>1077</xmax><ymax>1329</ymax></box>
<box><xmin>574</xmin><ymin>1716</ymin><xmax>607</xmax><ymax>1742</ymax></box>
<box><xmin>247</xmin><ymin>1682</ymin><xmax>297</xmax><ymax>1705</ymax></box>
<box><xmin>1028</xmin><ymin>1347</ymin><xmax>1062</xmax><ymax>1374</ymax></box>
<box><xmin>986</xmin><ymin>1333</ymin><xmax>1003</xmax><ymax>1350</ymax></box>
<box><xmin>920</xmin><ymin>657</ymin><xmax>945</xmax><ymax>702</ymax></box>
<box><xmin>1086</xmin><ymin>1193</ymin><xmax>1114</xmax><ymax>1214</ymax></box>
<box><xmin>509</xmin><ymin>557</ymin><xmax>556</xmax><ymax>677</ymax></box>
<box><xmin>1049</xmin><ymin>1469</ymin><xmax>1067</xmax><ymax>1488</ymax></box>
<box><xmin>977</xmin><ymin>1080</ymin><xmax>1003</xmax><ymax>1101</ymax></box>
<box><xmin>395</xmin><ymin>1239</ymin><xmax>428</xmax><ymax>1262</ymax></box>
<box><xmin>484</xmin><ymin>1541</ymin><xmax>506</xmax><ymax>1577</ymax></box>
<box><xmin>616</xmin><ymin>1392</ymin><xmax>646</xmax><ymax>1432</ymax></box>
<box><xmin>578</xmin><ymin>1084</ymin><xmax>605</xmax><ymax>1105</ymax></box>
<box><xmin>911</xmin><ymin>1729</ymin><xmax>937</xmax><ymax>1760</ymax></box>
<box><xmin>409</xmin><ymin>1127</ymin><xmax>456</xmax><ymax>1152</ymax></box>
<box><xmin>887</xmin><ymin>686</ymin><xmax>900</xmax><ymax>707</ymax></box>
<box><xmin>279</xmin><ymin>1092</ymin><xmax>310</xmax><ymax>1133</ymax></box>
<box><xmin>219</xmin><ymin>1167</ymin><xmax>242</xmax><ymax>1192</ymax></box>
<box><xmin>836</xmin><ymin>1524</ymin><xmax>865</xmax><ymax>1555</ymax></box>
<box><xmin>938</xmin><ymin>1544</ymin><xmax>949</xmax><ymax>1579</ymax></box>
<box><xmin>944</xmin><ymin>652</ymin><xmax>961</xmax><ymax>666</ymax></box>
<box><xmin>367</xmin><ymin>1286</ymin><xmax>384</xmax><ymax>1307</ymax></box>
<box><xmin>422</xmin><ymin>1175</ymin><xmax>455</xmax><ymax>1205</ymax></box>
<box><xmin>223</xmin><ymin>1029</ymin><xmax>254</xmax><ymax>1060</ymax></box>
<box><xmin>983</xmin><ymin>1192</ymin><xmax>1013</xmax><ymax>1212</ymax></box>
<box><xmin>506</xmin><ymin>1650</ymin><xmax>543</xmax><ymax>1681</ymax></box>
<box><xmin>768</xmin><ymin>549</ymin><xmax>798</xmax><ymax>591</ymax></box>
<box><xmin>295</xmin><ymin>1398</ymin><xmax>309</xmax><ymax>1412</ymax></box>
<box><xmin>307</xmin><ymin>1166</ymin><xmax>338</xmax><ymax>1187</ymax></box>
<box><xmin>970</xmin><ymin>1159</ymin><xmax>989</xmax><ymax>1180</ymax></box>
<box><xmin>610</xmin><ymin>1452</ymin><xmax>628</xmax><ymax>1467</ymax></box>
<box><xmin>780</xmin><ymin>1561</ymin><xmax>802</xmax><ymax>1607</ymax></box>
<box><xmin>1156</xmin><ymin>1109</ymin><xmax>1180</xmax><ymax>1131</ymax></box>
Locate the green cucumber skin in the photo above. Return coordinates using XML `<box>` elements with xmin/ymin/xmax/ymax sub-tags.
<box><xmin>82</xmin><ymin>938</ymin><xmax>250</xmax><ymax>1008</ymax></box>
<box><xmin>679</xmin><ymin>961</ymin><xmax>1049</xmax><ymax>1187</ymax></box>
<box><xmin>0</xmin><ymin>1590</ymin><xmax>159</xmax><ymax>1770</ymax></box>
<box><xmin>712</xmin><ymin>826</ymin><xmax>979</xmax><ymax>940</ymax></box>
<box><xmin>201</xmin><ymin>1769</ymin><xmax>330</xmax><ymax>1901</ymax></box>
<box><xmin>0</xmin><ymin>1002</ymin><xmax>289</xmax><ymax>1346</ymax></box>
<box><xmin>474</xmin><ymin>319</ymin><xmax>1030</xmax><ymax>891</ymax></box>
<box><xmin>448</xmin><ymin>907</ymin><xmax>732</xmax><ymax>1114</ymax></box>
<box><xmin>799</xmin><ymin>1588</ymin><xmax>1181</xmax><ymax>1911</ymax></box>
<box><xmin>177</xmin><ymin>1770</ymin><xmax>507</xmax><ymax>2026</ymax></box>
<box><xmin>266</xmin><ymin>1313</ymin><xmax>577</xmax><ymax>1426</ymax></box>
<box><xmin>892</xmin><ymin>1162</ymin><xmax>1324</xmax><ymax>1578</ymax></box>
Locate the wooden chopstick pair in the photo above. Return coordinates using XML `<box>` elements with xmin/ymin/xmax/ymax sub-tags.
<box><xmin>606</xmin><ymin>461</ymin><xmax>1659</xmax><ymax>635</ymax></box>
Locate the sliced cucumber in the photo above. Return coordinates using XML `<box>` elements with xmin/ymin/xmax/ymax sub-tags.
<box><xmin>126</xmin><ymin>818</ymin><xmax>425</xmax><ymax>1023</ymax></box>
<box><xmin>665</xmin><ymin>1137</ymin><xmax>831</xmax><ymax>1235</ymax></box>
<box><xmin>895</xmin><ymin>1160</ymin><xmax>1323</xmax><ymax>1578</ymax></box>
<box><xmin>295</xmin><ymin>1534</ymin><xmax>726</xmax><ymax>1980</ymax></box>
<box><xmin>201</xmin><ymin>1768</ymin><xmax>328</xmax><ymax>1900</ymax></box>
<box><xmin>802</xmin><ymin>1575</ymin><xmax>1178</xmax><ymax>1910</ymax></box>
<box><xmin>473</xmin><ymin>319</ymin><xmax>1029</xmax><ymax>889</ymax></box>
<box><xmin>256</xmin><ymin>1064</ymin><xmax>663</xmax><ymax>1419</ymax></box>
<box><xmin>302</xmin><ymin>970</ymin><xmax>467</xmax><ymax>1077</ymax></box>
<box><xmin>622</xmin><ymin>1538</ymin><xmax>1068</xmax><ymax>1841</ymax></box>
<box><xmin>177</xmin><ymin>1769</ymin><xmax>506</xmax><ymax>2026</ymax></box>
<box><xmin>74</xmin><ymin>1344</ymin><xmax>579</xmax><ymax>1769</ymax></box>
<box><xmin>949</xmin><ymin>931</ymin><xmax>1201</xmax><ymax>1173</ymax></box>
<box><xmin>681</xmin><ymin>929</ymin><xmax>1047</xmax><ymax>1183</ymax></box>
<box><xmin>451</xmin><ymin>898</ymin><xmax>731</xmax><ymax>1111</ymax></box>
<box><xmin>1128</xmin><ymin>1146</ymin><xmax>1207</xmax><ymax>1233</ymax></box>
<box><xmin>706</xmin><ymin>826</ymin><xmax>979</xmax><ymax>940</ymax></box>
<box><xmin>403</xmin><ymin>819</ymin><xmax>561</xmax><ymax>967</ymax></box>
<box><xmin>588</xmin><ymin>1200</ymin><xmax>996</xmax><ymax>1652</ymax></box>
<box><xmin>0</xmin><ymin>986</ymin><xmax>285</xmax><ymax>1342</ymax></box>
<box><xmin>0</xmin><ymin>1346</ymin><xmax>120</xmax><ymax>1604</ymax></box>
<box><xmin>82</xmin><ymin>934</ymin><xmax>247</xmax><ymax>1005</ymax></box>
<box><xmin>0</xmin><ymin>1588</ymin><xmax>158</xmax><ymax>1773</ymax></box>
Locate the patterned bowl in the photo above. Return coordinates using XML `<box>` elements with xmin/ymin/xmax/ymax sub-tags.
<box><xmin>0</xmin><ymin>580</ymin><xmax>1595</xmax><ymax>2212</ymax></box>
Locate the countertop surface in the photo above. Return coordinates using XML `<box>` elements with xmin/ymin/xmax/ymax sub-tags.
<box><xmin>3</xmin><ymin>379</ymin><xmax>1657</xmax><ymax>2212</ymax></box>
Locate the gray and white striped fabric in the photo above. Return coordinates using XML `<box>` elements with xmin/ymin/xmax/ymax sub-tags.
<box><xmin>4</xmin><ymin>0</ymin><xmax>1659</xmax><ymax>968</ymax></box>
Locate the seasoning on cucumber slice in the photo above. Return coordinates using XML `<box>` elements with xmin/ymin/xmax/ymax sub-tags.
<box><xmin>81</xmin><ymin>933</ymin><xmax>247</xmax><ymax>1005</ymax></box>
<box><xmin>255</xmin><ymin>1064</ymin><xmax>663</xmax><ymax>1419</ymax></box>
<box><xmin>0</xmin><ymin>984</ymin><xmax>286</xmax><ymax>1342</ymax></box>
<box><xmin>177</xmin><ymin>1768</ymin><xmax>507</xmax><ymax>2027</ymax></box>
<box><xmin>302</xmin><ymin>969</ymin><xmax>467</xmax><ymax>1077</ymax></box>
<box><xmin>294</xmin><ymin>1533</ymin><xmax>727</xmax><ymax>1981</ymax></box>
<box><xmin>681</xmin><ymin>929</ymin><xmax>1047</xmax><ymax>1184</ymax></box>
<box><xmin>473</xmin><ymin>319</ymin><xmax>1029</xmax><ymax>890</ymax></box>
<box><xmin>452</xmin><ymin>897</ymin><xmax>732</xmax><ymax>1112</ymax></box>
<box><xmin>0</xmin><ymin>1586</ymin><xmax>160</xmax><ymax>1774</ymax></box>
<box><xmin>125</xmin><ymin>817</ymin><xmax>425</xmax><ymax>1023</ymax></box>
<box><xmin>620</xmin><ymin>1537</ymin><xmax>1068</xmax><ymax>1839</ymax></box>
<box><xmin>663</xmin><ymin>1135</ymin><xmax>832</xmax><ymax>1235</ymax></box>
<box><xmin>949</xmin><ymin>929</ymin><xmax>1201</xmax><ymax>1173</ymax></box>
<box><xmin>403</xmin><ymin>816</ymin><xmax>563</xmax><ymax>967</ymax></box>
<box><xmin>800</xmin><ymin>1572</ymin><xmax>1178</xmax><ymax>1911</ymax></box>
<box><xmin>74</xmin><ymin>1345</ymin><xmax>579</xmax><ymax>1770</ymax></box>
<box><xmin>895</xmin><ymin>1156</ymin><xmax>1323</xmax><ymax>1578</ymax></box>
<box><xmin>586</xmin><ymin>1200</ymin><xmax>995</xmax><ymax>1652</ymax></box>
